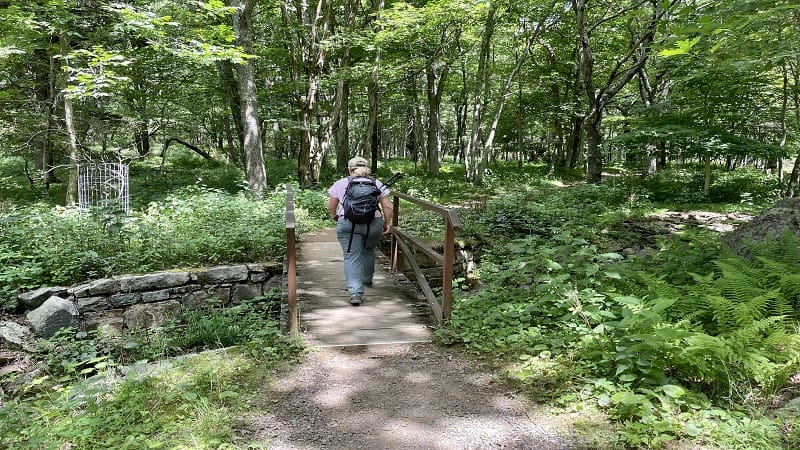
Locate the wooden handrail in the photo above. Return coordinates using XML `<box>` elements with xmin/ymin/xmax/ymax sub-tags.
<box><xmin>285</xmin><ymin>183</ymin><xmax>298</xmax><ymax>336</ymax></box>
<box><xmin>389</xmin><ymin>190</ymin><xmax>461</xmax><ymax>324</ymax></box>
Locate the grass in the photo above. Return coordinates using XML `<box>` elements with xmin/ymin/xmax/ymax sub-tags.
<box><xmin>0</xmin><ymin>346</ymin><xmax>298</xmax><ymax>449</ymax></box>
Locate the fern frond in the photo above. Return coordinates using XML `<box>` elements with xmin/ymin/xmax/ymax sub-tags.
<box><xmin>724</xmin><ymin>316</ymin><xmax>786</xmax><ymax>351</ymax></box>
<box><xmin>750</xmin><ymin>228</ymin><xmax>800</xmax><ymax>265</ymax></box>
<box><xmin>706</xmin><ymin>295</ymin><xmax>740</xmax><ymax>334</ymax></box>
<box><xmin>715</xmin><ymin>258</ymin><xmax>765</xmax><ymax>285</ymax></box>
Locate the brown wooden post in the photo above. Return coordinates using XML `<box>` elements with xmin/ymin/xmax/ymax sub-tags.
<box><xmin>442</xmin><ymin>216</ymin><xmax>455</xmax><ymax>321</ymax></box>
<box><xmin>391</xmin><ymin>195</ymin><xmax>400</xmax><ymax>272</ymax></box>
<box><xmin>285</xmin><ymin>184</ymin><xmax>298</xmax><ymax>336</ymax></box>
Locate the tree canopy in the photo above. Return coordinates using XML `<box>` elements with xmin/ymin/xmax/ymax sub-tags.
<box><xmin>0</xmin><ymin>0</ymin><xmax>798</xmax><ymax>195</ymax></box>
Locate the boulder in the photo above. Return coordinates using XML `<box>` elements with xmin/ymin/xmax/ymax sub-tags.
<box><xmin>18</xmin><ymin>286</ymin><xmax>68</xmax><ymax>309</ymax></box>
<box><xmin>724</xmin><ymin>197</ymin><xmax>800</xmax><ymax>258</ymax></box>
<box><xmin>0</xmin><ymin>321</ymin><xmax>35</xmax><ymax>351</ymax></box>
<box><xmin>25</xmin><ymin>296</ymin><xmax>79</xmax><ymax>338</ymax></box>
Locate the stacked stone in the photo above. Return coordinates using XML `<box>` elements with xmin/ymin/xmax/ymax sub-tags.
<box><xmin>9</xmin><ymin>263</ymin><xmax>282</xmax><ymax>339</ymax></box>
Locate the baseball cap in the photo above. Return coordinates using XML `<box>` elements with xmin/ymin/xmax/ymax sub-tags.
<box><xmin>348</xmin><ymin>156</ymin><xmax>368</xmax><ymax>168</ymax></box>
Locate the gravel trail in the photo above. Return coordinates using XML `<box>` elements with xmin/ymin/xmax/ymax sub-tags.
<box><xmin>238</xmin><ymin>342</ymin><xmax>584</xmax><ymax>449</ymax></box>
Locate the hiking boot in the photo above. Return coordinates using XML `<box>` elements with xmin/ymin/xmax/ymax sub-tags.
<box><xmin>349</xmin><ymin>294</ymin><xmax>362</xmax><ymax>306</ymax></box>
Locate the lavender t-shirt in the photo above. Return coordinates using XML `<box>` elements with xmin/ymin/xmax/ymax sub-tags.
<box><xmin>328</xmin><ymin>177</ymin><xmax>389</xmax><ymax>217</ymax></box>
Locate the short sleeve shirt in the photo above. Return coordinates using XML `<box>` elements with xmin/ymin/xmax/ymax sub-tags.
<box><xmin>328</xmin><ymin>176</ymin><xmax>390</xmax><ymax>217</ymax></box>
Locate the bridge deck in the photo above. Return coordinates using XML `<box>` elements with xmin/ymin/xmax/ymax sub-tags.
<box><xmin>296</xmin><ymin>228</ymin><xmax>434</xmax><ymax>347</ymax></box>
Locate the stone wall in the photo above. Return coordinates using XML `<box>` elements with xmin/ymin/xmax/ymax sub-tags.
<box><xmin>17</xmin><ymin>263</ymin><xmax>283</xmax><ymax>334</ymax></box>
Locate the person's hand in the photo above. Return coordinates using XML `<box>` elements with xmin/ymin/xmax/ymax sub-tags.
<box><xmin>332</xmin><ymin>214</ymin><xmax>339</xmax><ymax>222</ymax></box>
<box><xmin>381</xmin><ymin>223</ymin><xmax>392</xmax><ymax>235</ymax></box>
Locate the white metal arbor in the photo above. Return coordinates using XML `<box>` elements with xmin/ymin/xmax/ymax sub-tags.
<box><xmin>77</xmin><ymin>163</ymin><xmax>130</xmax><ymax>214</ymax></box>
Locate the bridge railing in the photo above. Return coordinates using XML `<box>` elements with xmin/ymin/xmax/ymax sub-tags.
<box><xmin>389</xmin><ymin>191</ymin><xmax>461</xmax><ymax>325</ymax></box>
<box><xmin>285</xmin><ymin>183</ymin><xmax>298</xmax><ymax>336</ymax></box>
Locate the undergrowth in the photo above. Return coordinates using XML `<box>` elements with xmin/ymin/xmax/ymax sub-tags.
<box><xmin>440</xmin><ymin>226</ymin><xmax>800</xmax><ymax>448</ymax></box>
<box><xmin>0</xmin><ymin>293</ymin><xmax>303</xmax><ymax>449</ymax></box>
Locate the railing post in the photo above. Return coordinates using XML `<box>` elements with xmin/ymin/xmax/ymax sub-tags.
<box><xmin>388</xmin><ymin>191</ymin><xmax>461</xmax><ymax>324</ymax></box>
<box><xmin>391</xmin><ymin>195</ymin><xmax>400</xmax><ymax>272</ymax></box>
<box><xmin>285</xmin><ymin>183</ymin><xmax>298</xmax><ymax>336</ymax></box>
<box><xmin>442</xmin><ymin>217</ymin><xmax>455</xmax><ymax>321</ymax></box>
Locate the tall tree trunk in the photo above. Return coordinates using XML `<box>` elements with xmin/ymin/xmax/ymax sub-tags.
<box><xmin>464</xmin><ymin>5</ymin><xmax>496</xmax><ymax>182</ymax></box>
<box><xmin>424</xmin><ymin>61</ymin><xmax>447</xmax><ymax>175</ymax></box>
<box><xmin>335</xmin><ymin>77</ymin><xmax>351</xmax><ymax>173</ymax></box>
<box><xmin>334</xmin><ymin>0</ymin><xmax>356</xmax><ymax>174</ymax></box>
<box><xmin>135</xmin><ymin>120</ymin><xmax>151</xmax><ymax>157</ymax></box>
<box><xmin>290</xmin><ymin>0</ymin><xmax>331</xmax><ymax>187</ymax></box>
<box><xmin>584</xmin><ymin>109</ymin><xmax>603</xmax><ymax>182</ymax></box>
<box><xmin>35</xmin><ymin>47</ymin><xmax>58</xmax><ymax>194</ymax></box>
<box><xmin>776</xmin><ymin>61</ymin><xmax>789</xmax><ymax>187</ymax></box>
<box><xmin>60</xmin><ymin>36</ymin><xmax>80</xmax><ymax>205</ymax></box>
<box><xmin>363</xmin><ymin>0</ymin><xmax>383</xmax><ymax>172</ymax></box>
<box><xmin>477</xmin><ymin>3</ymin><xmax>547</xmax><ymax>181</ymax></box>
<box><xmin>233</xmin><ymin>0</ymin><xmax>268</xmax><ymax>194</ymax></box>
<box><xmin>33</xmin><ymin>48</ymin><xmax>52</xmax><ymax>189</ymax></box>
<box><xmin>365</xmin><ymin>79</ymin><xmax>380</xmax><ymax>168</ymax></box>
<box><xmin>455</xmin><ymin>65</ymin><xmax>468</xmax><ymax>164</ymax></box>
<box><xmin>217</xmin><ymin>60</ymin><xmax>244</xmax><ymax>163</ymax></box>
<box><xmin>573</xmin><ymin>0</ymin><xmax>674</xmax><ymax>183</ymax></box>
<box><xmin>785</xmin><ymin>48</ymin><xmax>800</xmax><ymax>196</ymax></box>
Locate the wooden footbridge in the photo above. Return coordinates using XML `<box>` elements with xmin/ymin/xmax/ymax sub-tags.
<box><xmin>283</xmin><ymin>185</ymin><xmax>461</xmax><ymax>347</ymax></box>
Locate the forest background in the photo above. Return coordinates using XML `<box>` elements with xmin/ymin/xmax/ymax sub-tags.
<box><xmin>2</xmin><ymin>0</ymin><xmax>800</xmax><ymax>448</ymax></box>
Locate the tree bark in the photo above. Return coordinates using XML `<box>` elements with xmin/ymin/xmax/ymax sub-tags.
<box><xmin>464</xmin><ymin>4</ymin><xmax>495</xmax><ymax>182</ymax></box>
<box><xmin>233</xmin><ymin>0</ymin><xmax>268</xmax><ymax>194</ymax></box>
<box><xmin>334</xmin><ymin>0</ymin><xmax>356</xmax><ymax>174</ymax></box>
<box><xmin>60</xmin><ymin>35</ymin><xmax>80</xmax><ymax>206</ymax></box>
<box><xmin>785</xmin><ymin>49</ymin><xmax>800</xmax><ymax>197</ymax></box>
<box><xmin>291</xmin><ymin>0</ymin><xmax>331</xmax><ymax>187</ymax></box>
<box><xmin>217</xmin><ymin>60</ymin><xmax>244</xmax><ymax>163</ymax></box>
<box><xmin>425</xmin><ymin>61</ymin><xmax>447</xmax><ymax>176</ymax></box>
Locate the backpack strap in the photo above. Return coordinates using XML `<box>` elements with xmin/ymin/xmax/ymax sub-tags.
<box><xmin>347</xmin><ymin>221</ymin><xmax>355</xmax><ymax>253</ymax></box>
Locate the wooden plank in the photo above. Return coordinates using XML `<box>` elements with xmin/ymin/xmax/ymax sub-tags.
<box><xmin>293</xmin><ymin>227</ymin><xmax>436</xmax><ymax>347</ymax></box>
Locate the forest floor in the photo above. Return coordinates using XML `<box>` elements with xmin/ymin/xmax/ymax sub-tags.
<box><xmin>235</xmin><ymin>342</ymin><xmax>587</xmax><ymax>449</ymax></box>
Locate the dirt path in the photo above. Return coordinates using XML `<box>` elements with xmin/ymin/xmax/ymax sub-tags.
<box><xmin>237</xmin><ymin>342</ymin><xmax>583</xmax><ymax>449</ymax></box>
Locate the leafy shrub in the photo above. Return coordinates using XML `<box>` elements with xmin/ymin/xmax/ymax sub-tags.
<box><xmin>443</xmin><ymin>227</ymin><xmax>800</xmax><ymax>447</ymax></box>
<box><xmin>708</xmin><ymin>167</ymin><xmax>781</xmax><ymax>204</ymax></box>
<box><xmin>0</xmin><ymin>187</ymin><xmax>291</xmax><ymax>312</ymax></box>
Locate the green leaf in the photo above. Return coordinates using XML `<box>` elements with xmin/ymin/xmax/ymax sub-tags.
<box><xmin>660</xmin><ymin>37</ymin><xmax>701</xmax><ymax>57</ymax></box>
<box><xmin>604</xmin><ymin>271</ymin><xmax>621</xmax><ymax>279</ymax></box>
<box><xmin>618</xmin><ymin>373</ymin><xmax>637</xmax><ymax>382</ymax></box>
<box><xmin>546</xmin><ymin>260</ymin><xmax>562</xmax><ymax>271</ymax></box>
<box><xmin>685</xmin><ymin>423</ymin><xmax>703</xmax><ymax>437</ymax></box>
<box><xmin>661</xmin><ymin>384</ymin><xmax>685</xmax><ymax>398</ymax></box>
<box><xmin>219</xmin><ymin>390</ymin><xmax>239</xmax><ymax>399</ymax></box>
<box><xmin>615</xmin><ymin>296</ymin><xmax>640</xmax><ymax>306</ymax></box>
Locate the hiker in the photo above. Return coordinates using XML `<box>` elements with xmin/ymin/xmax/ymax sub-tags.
<box><xmin>326</xmin><ymin>156</ymin><xmax>393</xmax><ymax>306</ymax></box>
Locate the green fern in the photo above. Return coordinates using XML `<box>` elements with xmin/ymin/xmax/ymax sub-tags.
<box><xmin>749</xmin><ymin>228</ymin><xmax>800</xmax><ymax>264</ymax></box>
<box><xmin>640</xmin><ymin>237</ymin><xmax>800</xmax><ymax>399</ymax></box>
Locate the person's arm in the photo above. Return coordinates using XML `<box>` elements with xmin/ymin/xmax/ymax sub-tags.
<box><xmin>379</xmin><ymin>195</ymin><xmax>393</xmax><ymax>235</ymax></box>
<box><xmin>327</xmin><ymin>196</ymin><xmax>340</xmax><ymax>222</ymax></box>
